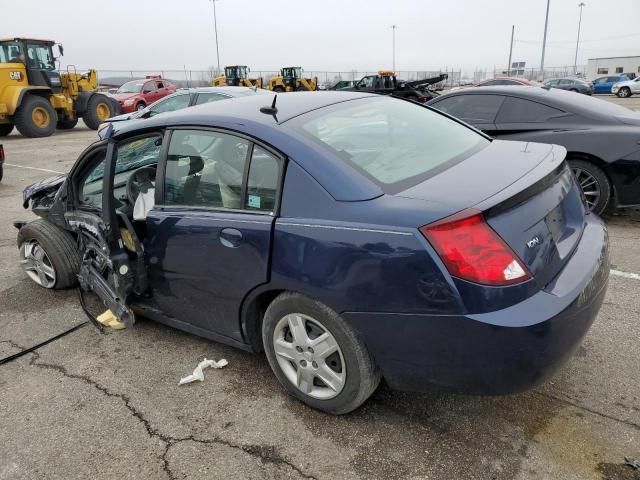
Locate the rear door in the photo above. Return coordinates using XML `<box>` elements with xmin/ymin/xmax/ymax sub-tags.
<box><xmin>145</xmin><ymin>128</ymin><xmax>283</xmax><ymax>340</ymax></box>
<box><xmin>429</xmin><ymin>94</ymin><xmax>504</xmax><ymax>135</ymax></box>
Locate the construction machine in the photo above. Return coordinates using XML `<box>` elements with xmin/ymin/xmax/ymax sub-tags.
<box><xmin>212</xmin><ymin>66</ymin><xmax>263</xmax><ymax>88</ymax></box>
<box><xmin>267</xmin><ymin>67</ymin><xmax>318</xmax><ymax>92</ymax></box>
<box><xmin>0</xmin><ymin>37</ymin><xmax>118</xmax><ymax>138</ymax></box>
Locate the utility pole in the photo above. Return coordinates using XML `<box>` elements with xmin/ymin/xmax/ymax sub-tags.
<box><xmin>210</xmin><ymin>0</ymin><xmax>221</xmax><ymax>74</ymax></box>
<box><xmin>507</xmin><ymin>25</ymin><xmax>515</xmax><ymax>76</ymax></box>
<box><xmin>574</xmin><ymin>2</ymin><xmax>586</xmax><ymax>75</ymax></box>
<box><xmin>391</xmin><ymin>25</ymin><xmax>397</xmax><ymax>71</ymax></box>
<box><xmin>539</xmin><ymin>0</ymin><xmax>551</xmax><ymax>81</ymax></box>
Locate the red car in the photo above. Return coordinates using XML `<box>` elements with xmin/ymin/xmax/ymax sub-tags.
<box><xmin>111</xmin><ymin>76</ymin><xmax>176</xmax><ymax>113</ymax></box>
<box><xmin>474</xmin><ymin>77</ymin><xmax>541</xmax><ymax>87</ymax></box>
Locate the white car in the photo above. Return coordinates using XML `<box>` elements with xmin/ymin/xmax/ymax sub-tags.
<box><xmin>612</xmin><ymin>77</ymin><xmax>640</xmax><ymax>98</ymax></box>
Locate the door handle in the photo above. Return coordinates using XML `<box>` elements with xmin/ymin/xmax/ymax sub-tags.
<box><xmin>219</xmin><ymin>228</ymin><xmax>243</xmax><ymax>248</ymax></box>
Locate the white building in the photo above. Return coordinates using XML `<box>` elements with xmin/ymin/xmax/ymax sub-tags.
<box><xmin>587</xmin><ymin>56</ymin><xmax>640</xmax><ymax>79</ymax></box>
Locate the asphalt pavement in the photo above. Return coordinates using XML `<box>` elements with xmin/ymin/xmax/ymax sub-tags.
<box><xmin>1</xmin><ymin>97</ymin><xmax>639</xmax><ymax>479</ymax></box>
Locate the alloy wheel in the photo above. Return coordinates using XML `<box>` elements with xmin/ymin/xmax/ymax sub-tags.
<box><xmin>19</xmin><ymin>240</ymin><xmax>56</xmax><ymax>288</ymax></box>
<box><xmin>572</xmin><ymin>167</ymin><xmax>601</xmax><ymax>211</ymax></box>
<box><xmin>272</xmin><ymin>313</ymin><xmax>346</xmax><ymax>399</ymax></box>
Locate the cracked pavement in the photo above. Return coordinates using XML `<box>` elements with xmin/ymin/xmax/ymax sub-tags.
<box><xmin>1</xmin><ymin>113</ymin><xmax>640</xmax><ymax>480</ymax></box>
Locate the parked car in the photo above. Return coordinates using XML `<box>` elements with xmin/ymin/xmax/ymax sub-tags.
<box><xmin>0</xmin><ymin>143</ymin><xmax>4</xmax><ymax>182</ymax></box>
<box><xmin>427</xmin><ymin>86</ymin><xmax>640</xmax><ymax>213</ymax></box>
<box><xmin>17</xmin><ymin>92</ymin><xmax>609</xmax><ymax>414</ymax></box>
<box><xmin>544</xmin><ymin>77</ymin><xmax>593</xmax><ymax>95</ymax></box>
<box><xmin>591</xmin><ymin>74</ymin><xmax>629</xmax><ymax>94</ymax></box>
<box><xmin>99</xmin><ymin>86</ymin><xmax>270</xmax><ymax>137</ymax></box>
<box><xmin>111</xmin><ymin>76</ymin><xmax>176</xmax><ymax>113</ymax></box>
<box><xmin>611</xmin><ymin>77</ymin><xmax>640</xmax><ymax>98</ymax></box>
<box><xmin>328</xmin><ymin>80</ymin><xmax>355</xmax><ymax>90</ymax></box>
<box><xmin>475</xmin><ymin>77</ymin><xmax>539</xmax><ymax>87</ymax></box>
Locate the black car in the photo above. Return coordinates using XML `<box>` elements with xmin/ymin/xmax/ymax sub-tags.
<box><xmin>427</xmin><ymin>86</ymin><xmax>640</xmax><ymax>213</ymax></box>
<box><xmin>544</xmin><ymin>78</ymin><xmax>594</xmax><ymax>95</ymax></box>
<box><xmin>342</xmin><ymin>71</ymin><xmax>445</xmax><ymax>102</ymax></box>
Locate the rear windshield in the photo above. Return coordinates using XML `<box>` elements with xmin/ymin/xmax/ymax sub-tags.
<box><xmin>286</xmin><ymin>96</ymin><xmax>489</xmax><ymax>192</ymax></box>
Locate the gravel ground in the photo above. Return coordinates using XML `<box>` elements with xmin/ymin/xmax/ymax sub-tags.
<box><xmin>0</xmin><ymin>97</ymin><xmax>639</xmax><ymax>480</ymax></box>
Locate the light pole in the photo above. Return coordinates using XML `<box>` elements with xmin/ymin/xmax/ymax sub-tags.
<box><xmin>391</xmin><ymin>25</ymin><xmax>397</xmax><ymax>71</ymax></box>
<box><xmin>539</xmin><ymin>0</ymin><xmax>551</xmax><ymax>81</ymax></box>
<box><xmin>574</xmin><ymin>2</ymin><xmax>586</xmax><ymax>75</ymax></box>
<box><xmin>209</xmin><ymin>0</ymin><xmax>221</xmax><ymax>74</ymax></box>
<box><xmin>507</xmin><ymin>25</ymin><xmax>515</xmax><ymax>76</ymax></box>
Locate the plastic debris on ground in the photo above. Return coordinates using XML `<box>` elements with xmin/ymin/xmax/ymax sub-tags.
<box><xmin>179</xmin><ymin>358</ymin><xmax>228</xmax><ymax>385</ymax></box>
<box><xmin>625</xmin><ymin>457</ymin><xmax>640</xmax><ymax>470</ymax></box>
<box><xmin>96</xmin><ymin>309</ymin><xmax>126</xmax><ymax>330</ymax></box>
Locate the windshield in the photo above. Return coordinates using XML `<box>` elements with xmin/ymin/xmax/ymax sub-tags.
<box><xmin>226</xmin><ymin>66</ymin><xmax>247</xmax><ymax>78</ymax></box>
<box><xmin>0</xmin><ymin>41</ymin><xmax>22</xmax><ymax>64</ymax></box>
<box><xmin>286</xmin><ymin>97</ymin><xmax>489</xmax><ymax>192</ymax></box>
<box><xmin>116</xmin><ymin>81</ymin><xmax>143</xmax><ymax>93</ymax></box>
<box><xmin>283</xmin><ymin>68</ymin><xmax>301</xmax><ymax>78</ymax></box>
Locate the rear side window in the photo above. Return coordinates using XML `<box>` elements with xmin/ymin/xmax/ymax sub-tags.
<box><xmin>150</xmin><ymin>94</ymin><xmax>190</xmax><ymax>115</ymax></box>
<box><xmin>287</xmin><ymin>96</ymin><xmax>489</xmax><ymax>191</ymax></box>
<box><xmin>164</xmin><ymin>130</ymin><xmax>249</xmax><ymax>209</ymax></box>
<box><xmin>496</xmin><ymin>97</ymin><xmax>565</xmax><ymax>123</ymax></box>
<box><xmin>194</xmin><ymin>92</ymin><xmax>228</xmax><ymax>105</ymax></box>
<box><xmin>246</xmin><ymin>146</ymin><xmax>279</xmax><ymax>212</ymax></box>
<box><xmin>432</xmin><ymin>94</ymin><xmax>504</xmax><ymax>123</ymax></box>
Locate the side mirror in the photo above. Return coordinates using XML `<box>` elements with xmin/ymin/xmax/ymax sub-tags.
<box><xmin>57</xmin><ymin>44</ymin><xmax>64</xmax><ymax>56</ymax></box>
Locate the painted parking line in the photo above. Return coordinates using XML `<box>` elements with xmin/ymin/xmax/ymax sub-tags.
<box><xmin>610</xmin><ymin>269</ymin><xmax>640</xmax><ymax>281</ymax></box>
<box><xmin>4</xmin><ymin>163</ymin><xmax>65</xmax><ymax>174</ymax></box>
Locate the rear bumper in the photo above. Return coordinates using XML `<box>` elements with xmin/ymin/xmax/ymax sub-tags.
<box><xmin>344</xmin><ymin>215</ymin><xmax>609</xmax><ymax>395</ymax></box>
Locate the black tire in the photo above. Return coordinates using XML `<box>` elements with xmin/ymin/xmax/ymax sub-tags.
<box><xmin>617</xmin><ymin>87</ymin><xmax>631</xmax><ymax>98</ymax></box>
<box><xmin>17</xmin><ymin>219</ymin><xmax>81</xmax><ymax>289</ymax></box>
<box><xmin>0</xmin><ymin>123</ymin><xmax>13</xmax><ymax>136</ymax></box>
<box><xmin>262</xmin><ymin>292</ymin><xmax>381</xmax><ymax>415</ymax></box>
<box><xmin>14</xmin><ymin>95</ymin><xmax>57</xmax><ymax>138</ymax></box>
<box><xmin>135</xmin><ymin>102</ymin><xmax>146</xmax><ymax>112</ymax></box>
<box><xmin>56</xmin><ymin>117</ymin><xmax>78</xmax><ymax>130</ymax></box>
<box><xmin>0</xmin><ymin>164</ymin><xmax>3</xmax><ymax>183</ymax></box>
<box><xmin>569</xmin><ymin>159</ymin><xmax>611</xmax><ymax>214</ymax></box>
<box><xmin>83</xmin><ymin>94</ymin><xmax>115</xmax><ymax>130</ymax></box>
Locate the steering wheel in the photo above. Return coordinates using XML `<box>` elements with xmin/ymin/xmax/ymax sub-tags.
<box><xmin>126</xmin><ymin>166</ymin><xmax>156</xmax><ymax>205</ymax></box>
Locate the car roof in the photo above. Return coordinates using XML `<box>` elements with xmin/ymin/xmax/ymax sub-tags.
<box><xmin>112</xmin><ymin>91</ymin><xmax>378</xmax><ymax>136</ymax></box>
<box><xmin>431</xmin><ymin>85</ymin><xmax>634</xmax><ymax>120</ymax></box>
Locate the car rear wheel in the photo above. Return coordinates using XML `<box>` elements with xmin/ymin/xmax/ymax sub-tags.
<box><xmin>0</xmin><ymin>123</ymin><xmax>13</xmax><ymax>136</ymax></box>
<box><xmin>17</xmin><ymin>219</ymin><xmax>81</xmax><ymax>289</ymax></box>
<box><xmin>14</xmin><ymin>95</ymin><xmax>57</xmax><ymax>138</ymax></box>
<box><xmin>569</xmin><ymin>159</ymin><xmax>611</xmax><ymax>214</ymax></box>
<box><xmin>262</xmin><ymin>292</ymin><xmax>381</xmax><ymax>414</ymax></box>
<box><xmin>617</xmin><ymin>87</ymin><xmax>631</xmax><ymax>98</ymax></box>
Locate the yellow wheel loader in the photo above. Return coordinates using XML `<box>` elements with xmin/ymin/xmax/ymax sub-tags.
<box><xmin>0</xmin><ymin>38</ymin><xmax>118</xmax><ymax>138</ymax></box>
<box><xmin>267</xmin><ymin>67</ymin><xmax>318</xmax><ymax>92</ymax></box>
<box><xmin>212</xmin><ymin>66</ymin><xmax>263</xmax><ymax>89</ymax></box>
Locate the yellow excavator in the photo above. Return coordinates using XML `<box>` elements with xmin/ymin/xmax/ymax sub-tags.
<box><xmin>0</xmin><ymin>37</ymin><xmax>118</xmax><ymax>138</ymax></box>
<box><xmin>212</xmin><ymin>66</ymin><xmax>263</xmax><ymax>88</ymax></box>
<box><xmin>267</xmin><ymin>67</ymin><xmax>318</xmax><ymax>92</ymax></box>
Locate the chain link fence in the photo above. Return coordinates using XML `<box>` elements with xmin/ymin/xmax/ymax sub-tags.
<box><xmin>472</xmin><ymin>65</ymin><xmax>588</xmax><ymax>83</ymax></box>
<box><xmin>73</xmin><ymin>68</ymin><xmax>460</xmax><ymax>90</ymax></box>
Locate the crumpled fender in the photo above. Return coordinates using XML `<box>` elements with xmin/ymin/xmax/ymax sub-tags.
<box><xmin>22</xmin><ymin>174</ymin><xmax>66</xmax><ymax>208</ymax></box>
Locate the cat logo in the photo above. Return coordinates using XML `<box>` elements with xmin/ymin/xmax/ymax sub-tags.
<box><xmin>9</xmin><ymin>71</ymin><xmax>23</xmax><ymax>81</ymax></box>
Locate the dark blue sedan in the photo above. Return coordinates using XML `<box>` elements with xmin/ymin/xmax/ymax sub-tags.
<box><xmin>18</xmin><ymin>92</ymin><xmax>609</xmax><ymax>414</ymax></box>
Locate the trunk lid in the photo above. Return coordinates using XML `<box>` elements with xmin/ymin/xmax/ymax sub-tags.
<box><xmin>399</xmin><ymin>140</ymin><xmax>586</xmax><ymax>288</ymax></box>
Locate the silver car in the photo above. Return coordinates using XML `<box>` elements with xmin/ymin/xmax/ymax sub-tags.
<box><xmin>612</xmin><ymin>77</ymin><xmax>640</xmax><ymax>98</ymax></box>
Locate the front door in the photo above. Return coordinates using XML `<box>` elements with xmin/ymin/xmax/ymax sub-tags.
<box><xmin>145</xmin><ymin>128</ymin><xmax>283</xmax><ymax>341</ymax></box>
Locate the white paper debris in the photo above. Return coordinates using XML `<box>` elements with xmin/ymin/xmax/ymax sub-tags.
<box><xmin>179</xmin><ymin>358</ymin><xmax>228</xmax><ymax>385</ymax></box>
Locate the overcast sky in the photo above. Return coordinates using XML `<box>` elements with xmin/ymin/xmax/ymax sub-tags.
<box><xmin>5</xmin><ymin>0</ymin><xmax>640</xmax><ymax>75</ymax></box>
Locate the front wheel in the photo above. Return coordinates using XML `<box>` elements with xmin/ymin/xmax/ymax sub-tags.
<box><xmin>17</xmin><ymin>219</ymin><xmax>81</xmax><ymax>289</ymax></box>
<box><xmin>262</xmin><ymin>292</ymin><xmax>381</xmax><ymax>414</ymax></box>
<box><xmin>136</xmin><ymin>103</ymin><xmax>146</xmax><ymax>112</ymax></box>
<box><xmin>83</xmin><ymin>94</ymin><xmax>115</xmax><ymax>130</ymax></box>
<box><xmin>569</xmin><ymin>159</ymin><xmax>611</xmax><ymax>214</ymax></box>
<box><xmin>617</xmin><ymin>87</ymin><xmax>631</xmax><ymax>98</ymax></box>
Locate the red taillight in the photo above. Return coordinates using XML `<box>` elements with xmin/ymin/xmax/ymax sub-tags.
<box><xmin>420</xmin><ymin>209</ymin><xmax>531</xmax><ymax>286</ymax></box>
